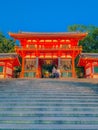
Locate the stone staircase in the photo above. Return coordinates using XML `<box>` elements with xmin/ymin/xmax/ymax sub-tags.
<box><xmin>0</xmin><ymin>79</ymin><xmax>98</xmax><ymax>129</ymax></box>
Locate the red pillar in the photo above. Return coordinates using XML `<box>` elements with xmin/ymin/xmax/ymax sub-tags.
<box><xmin>90</xmin><ymin>63</ymin><xmax>93</xmax><ymax>78</ymax></box>
<box><xmin>4</xmin><ymin>62</ymin><xmax>7</xmax><ymax>78</ymax></box>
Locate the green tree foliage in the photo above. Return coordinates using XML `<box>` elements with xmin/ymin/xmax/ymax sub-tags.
<box><xmin>68</xmin><ymin>24</ymin><xmax>98</xmax><ymax>77</ymax></box>
<box><xmin>68</xmin><ymin>24</ymin><xmax>96</xmax><ymax>32</ymax></box>
<box><xmin>68</xmin><ymin>24</ymin><xmax>87</xmax><ymax>32</ymax></box>
<box><xmin>0</xmin><ymin>32</ymin><xmax>15</xmax><ymax>53</ymax></box>
<box><xmin>68</xmin><ymin>24</ymin><xmax>98</xmax><ymax>53</ymax></box>
<box><xmin>79</xmin><ymin>28</ymin><xmax>98</xmax><ymax>52</ymax></box>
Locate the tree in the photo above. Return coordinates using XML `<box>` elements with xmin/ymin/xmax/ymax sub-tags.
<box><xmin>68</xmin><ymin>24</ymin><xmax>87</xmax><ymax>32</ymax></box>
<box><xmin>79</xmin><ymin>28</ymin><xmax>98</xmax><ymax>52</ymax></box>
<box><xmin>0</xmin><ymin>32</ymin><xmax>15</xmax><ymax>53</ymax></box>
<box><xmin>68</xmin><ymin>24</ymin><xmax>98</xmax><ymax>77</ymax></box>
<box><xmin>68</xmin><ymin>24</ymin><xmax>96</xmax><ymax>33</ymax></box>
<box><xmin>67</xmin><ymin>24</ymin><xmax>98</xmax><ymax>53</ymax></box>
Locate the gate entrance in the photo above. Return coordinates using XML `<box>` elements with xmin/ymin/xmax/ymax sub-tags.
<box><xmin>39</xmin><ymin>59</ymin><xmax>58</xmax><ymax>78</ymax></box>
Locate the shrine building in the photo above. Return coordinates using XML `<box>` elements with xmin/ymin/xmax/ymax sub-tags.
<box><xmin>78</xmin><ymin>53</ymin><xmax>98</xmax><ymax>78</ymax></box>
<box><xmin>0</xmin><ymin>53</ymin><xmax>20</xmax><ymax>78</ymax></box>
<box><xmin>9</xmin><ymin>32</ymin><xmax>87</xmax><ymax>78</ymax></box>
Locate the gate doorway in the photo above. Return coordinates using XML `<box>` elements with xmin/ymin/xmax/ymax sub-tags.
<box><xmin>39</xmin><ymin>59</ymin><xmax>58</xmax><ymax>78</ymax></box>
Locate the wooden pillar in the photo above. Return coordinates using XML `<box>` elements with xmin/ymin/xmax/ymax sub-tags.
<box><xmin>4</xmin><ymin>62</ymin><xmax>7</xmax><ymax>78</ymax></box>
<box><xmin>90</xmin><ymin>63</ymin><xmax>93</xmax><ymax>78</ymax></box>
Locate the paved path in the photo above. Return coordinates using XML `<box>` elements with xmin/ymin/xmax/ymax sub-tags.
<box><xmin>0</xmin><ymin>78</ymin><xmax>98</xmax><ymax>129</ymax></box>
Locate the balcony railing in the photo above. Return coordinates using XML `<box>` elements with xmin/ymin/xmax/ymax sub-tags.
<box><xmin>15</xmin><ymin>46</ymin><xmax>82</xmax><ymax>51</ymax></box>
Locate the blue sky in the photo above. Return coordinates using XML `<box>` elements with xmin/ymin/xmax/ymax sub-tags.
<box><xmin>0</xmin><ymin>0</ymin><xmax>98</xmax><ymax>37</ymax></box>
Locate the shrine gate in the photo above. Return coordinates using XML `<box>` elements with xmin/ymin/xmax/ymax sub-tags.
<box><xmin>9</xmin><ymin>32</ymin><xmax>87</xmax><ymax>78</ymax></box>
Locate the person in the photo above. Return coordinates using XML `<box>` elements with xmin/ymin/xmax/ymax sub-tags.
<box><xmin>52</xmin><ymin>66</ymin><xmax>57</xmax><ymax>78</ymax></box>
<box><xmin>56</xmin><ymin>67</ymin><xmax>61</xmax><ymax>78</ymax></box>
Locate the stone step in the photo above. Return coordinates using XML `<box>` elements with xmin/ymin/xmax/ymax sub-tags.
<box><xmin>0</xmin><ymin>96</ymin><xmax>98</xmax><ymax>100</ymax></box>
<box><xmin>0</xmin><ymin>98</ymin><xmax>97</xmax><ymax>102</ymax></box>
<box><xmin>0</xmin><ymin>114</ymin><xmax>98</xmax><ymax>118</ymax></box>
<box><xmin>0</xmin><ymin>97</ymin><xmax>98</xmax><ymax>103</ymax></box>
<box><xmin>0</xmin><ymin>79</ymin><xmax>98</xmax><ymax>129</ymax></box>
<box><xmin>0</xmin><ymin>118</ymin><xmax>98</xmax><ymax>124</ymax></box>
<box><xmin>0</xmin><ymin>114</ymin><xmax>98</xmax><ymax>119</ymax></box>
<box><xmin>0</xmin><ymin>124</ymin><xmax>98</xmax><ymax>129</ymax></box>
<box><xmin>0</xmin><ymin>94</ymin><xmax>98</xmax><ymax>98</ymax></box>
<box><xmin>0</xmin><ymin>104</ymin><xmax>98</xmax><ymax>108</ymax></box>
<box><xmin>0</xmin><ymin>107</ymin><xmax>97</xmax><ymax>112</ymax></box>
<box><xmin>0</xmin><ymin>111</ymin><xmax>98</xmax><ymax>115</ymax></box>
